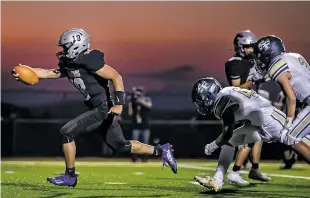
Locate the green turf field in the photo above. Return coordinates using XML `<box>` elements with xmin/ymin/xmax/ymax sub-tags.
<box><xmin>1</xmin><ymin>159</ymin><xmax>310</xmax><ymax>198</ymax></box>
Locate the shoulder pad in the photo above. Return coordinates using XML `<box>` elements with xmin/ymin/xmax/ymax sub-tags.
<box><xmin>228</xmin><ymin>57</ymin><xmax>242</xmax><ymax>62</ymax></box>
<box><xmin>84</xmin><ymin>49</ymin><xmax>104</xmax><ymax>56</ymax></box>
<box><xmin>213</xmin><ymin>96</ymin><xmax>231</xmax><ymax>119</ymax></box>
<box><xmin>79</xmin><ymin>49</ymin><xmax>105</xmax><ymax>72</ymax></box>
<box><xmin>268</xmin><ymin>58</ymin><xmax>289</xmax><ymax>81</ymax></box>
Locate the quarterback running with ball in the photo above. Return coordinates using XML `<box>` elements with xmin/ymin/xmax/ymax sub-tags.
<box><xmin>12</xmin><ymin>28</ymin><xmax>177</xmax><ymax>187</ymax></box>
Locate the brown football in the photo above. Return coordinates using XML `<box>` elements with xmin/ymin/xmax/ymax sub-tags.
<box><xmin>13</xmin><ymin>65</ymin><xmax>39</xmax><ymax>85</ymax></box>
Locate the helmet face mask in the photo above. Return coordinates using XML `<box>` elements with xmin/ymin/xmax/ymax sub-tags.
<box><xmin>192</xmin><ymin>77</ymin><xmax>222</xmax><ymax>116</ymax></box>
<box><xmin>254</xmin><ymin>59</ymin><xmax>268</xmax><ymax>76</ymax></box>
<box><xmin>194</xmin><ymin>93</ymin><xmax>215</xmax><ymax>115</ymax></box>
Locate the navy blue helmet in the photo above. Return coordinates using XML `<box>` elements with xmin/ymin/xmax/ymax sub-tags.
<box><xmin>192</xmin><ymin>77</ymin><xmax>222</xmax><ymax>115</ymax></box>
<box><xmin>254</xmin><ymin>35</ymin><xmax>286</xmax><ymax>67</ymax></box>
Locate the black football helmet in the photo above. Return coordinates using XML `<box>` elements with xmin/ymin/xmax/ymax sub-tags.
<box><xmin>254</xmin><ymin>35</ymin><xmax>286</xmax><ymax>67</ymax></box>
<box><xmin>192</xmin><ymin>77</ymin><xmax>222</xmax><ymax>115</ymax></box>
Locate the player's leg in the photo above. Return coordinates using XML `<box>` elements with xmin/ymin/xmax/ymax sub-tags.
<box><xmin>226</xmin><ymin>145</ymin><xmax>251</xmax><ymax>186</ymax></box>
<box><xmin>47</xmin><ymin>108</ymin><xmax>107</xmax><ymax>187</ymax></box>
<box><xmin>194</xmin><ymin>144</ymin><xmax>235</xmax><ymax>192</ymax></box>
<box><xmin>248</xmin><ymin>141</ymin><xmax>271</xmax><ymax>181</ymax></box>
<box><xmin>103</xmin><ymin>116</ymin><xmax>177</xmax><ymax>173</ymax></box>
<box><xmin>242</xmin><ymin>157</ymin><xmax>250</xmax><ymax>169</ymax></box>
<box><xmin>291</xmin><ymin>136</ymin><xmax>310</xmax><ymax>164</ymax></box>
<box><xmin>251</xmin><ymin>141</ymin><xmax>262</xmax><ymax>166</ymax></box>
<box><xmin>233</xmin><ymin>146</ymin><xmax>251</xmax><ymax>172</ymax></box>
<box><xmin>227</xmin><ymin>123</ymin><xmax>252</xmax><ymax>186</ymax></box>
<box><xmin>141</xmin><ymin>129</ymin><xmax>151</xmax><ymax>162</ymax></box>
<box><xmin>280</xmin><ymin>146</ymin><xmax>298</xmax><ymax>169</ymax></box>
<box><xmin>131</xmin><ymin>129</ymin><xmax>140</xmax><ymax>162</ymax></box>
<box><xmin>194</xmin><ymin>124</ymin><xmax>259</xmax><ymax>191</ymax></box>
<box><xmin>288</xmin><ymin>106</ymin><xmax>310</xmax><ymax>164</ymax></box>
<box><xmin>289</xmin><ymin>106</ymin><xmax>310</xmax><ymax>139</ymax></box>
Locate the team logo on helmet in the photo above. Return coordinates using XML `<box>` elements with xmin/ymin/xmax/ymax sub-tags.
<box><xmin>197</xmin><ymin>81</ymin><xmax>209</xmax><ymax>94</ymax></box>
<box><xmin>258</xmin><ymin>39</ymin><xmax>271</xmax><ymax>52</ymax></box>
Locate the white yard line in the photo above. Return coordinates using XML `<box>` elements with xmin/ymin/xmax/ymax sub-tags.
<box><xmin>198</xmin><ymin>163</ymin><xmax>309</xmax><ymax>168</ymax></box>
<box><xmin>2</xmin><ymin>161</ymin><xmax>310</xmax><ymax>180</ymax></box>
<box><xmin>1</xmin><ymin>161</ymin><xmax>161</xmax><ymax>166</ymax></box>
<box><xmin>179</xmin><ymin>164</ymin><xmax>310</xmax><ymax>180</ymax></box>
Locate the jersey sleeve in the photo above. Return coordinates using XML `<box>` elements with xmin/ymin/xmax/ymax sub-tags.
<box><xmin>82</xmin><ymin>49</ymin><xmax>106</xmax><ymax>73</ymax></box>
<box><xmin>274</xmin><ymin>91</ymin><xmax>285</xmax><ymax>107</ymax></box>
<box><xmin>225</xmin><ymin>60</ymin><xmax>244</xmax><ymax>80</ymax></box>
<box><xmin>213</xmin><ymin>96</ymin><xmax>238</xmax><ymax>119</ymax></box>
<box><xmin>268</xmin><ymin>58</ymin><xmax>290</xmax><ymax>81</ymax></box>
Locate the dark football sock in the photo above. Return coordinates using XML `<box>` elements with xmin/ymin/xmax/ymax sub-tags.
<box><xmin>152</xmin><ymin>145</ymin><xmax>163</xmax><ymax>157</ymax></box>
<box><xmin>66</xmin><ymin>167</ymin><xmax>76</xmax><ymax>177</ymax></box>
<box><xmin>252</xmin><ymin>163</ymin><xmax>259</xmax><ymax>170</ymax></box>
<box><xmin>232</xmin><ymin>165</ymin><xmax>241</xmax><ymax>172</ymax></box>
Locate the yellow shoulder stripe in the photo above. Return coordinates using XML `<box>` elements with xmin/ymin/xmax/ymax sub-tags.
<box><xmin>268</xmin><ymin>59</ymin><xmax>288</xmax><ymax>80</ymax></box>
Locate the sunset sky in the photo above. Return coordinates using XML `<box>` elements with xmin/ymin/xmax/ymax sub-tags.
<box><xmin>1</xmin><ymin>1</ymin><xmax>310</xmax><ymax>107</ymax></box>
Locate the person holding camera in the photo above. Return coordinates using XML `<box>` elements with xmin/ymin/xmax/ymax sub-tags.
<box><xmin>128</xmin><ymin>86</ymin><xmax>153</xmax><ymax>162</ymax></box>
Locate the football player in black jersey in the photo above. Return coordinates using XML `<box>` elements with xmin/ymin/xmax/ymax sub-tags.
<box><xmin>12</xmin><ymin>28</ymin><xmax>177</xmax><ymax>187</ymax></box>
<box><xmin>223</xmin><ymin>30</ymin><xmax>271</xmax><ymax>186</ymax></box>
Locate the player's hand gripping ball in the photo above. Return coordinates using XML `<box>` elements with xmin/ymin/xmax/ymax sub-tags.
<box><xmin>12</xmin><ymin>64</ymin><xmax>39</xmax><ymax>85</ymax></box>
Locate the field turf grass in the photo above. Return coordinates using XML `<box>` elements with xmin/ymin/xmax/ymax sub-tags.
<box><xmin>1</xmin><ymin>158</ymin><xmax>310</xmax><ymax>198</ymax></box>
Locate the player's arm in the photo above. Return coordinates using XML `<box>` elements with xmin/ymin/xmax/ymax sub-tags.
<box><xmin>96</xmin><ymin>65</ymin><xmax>126</xmax><ymax>115</ymax></box>
<box><xmin>277</xmin><ymin>72</ymin><xmax>296</xmax><ymax>126</ymax></box>
<box><xmin>215</xmin><ymin>106</ymin><xmax>235</xmax><ymax>146</ymax></box>
<box><xmin>83</xmin><ymin>50</ymin><xmax>126</xmax><ymax>111</ymax></box>
<box><xmin>84</xmin><ymin>50</ymin><xmax>124</xmax><ymax>93</ymax></box>
<box><xmin>12</xmin><ymin>65</ymin><xmax>64</xmax><ymax>80</ymax></box>
<box><xmin>32</xmin><ymin>68</ymin><xmax>64</xmax><ymax>79</ymax></box>
<box><xmin>213</xmin><ymin>96</ymin><xmax>237</xmax><ymax>146</ymax></box>
<box><xmin>269</xmin><ymin>58</ymin><xmax>295</xmax><ymax>126</ymax></box>
<box><xmin>204</xmin><ymin>101</ymin><xmax>236</xmax><ymax>155</ymax></box>
<box><xmin>225</xmin><ymin>61</ymin><xmax>253</xmax><ymax>89</ymax></box>
<box><xmin>96</xmin><ymin>65</ymin><xmax>124</xmax><ymax>93</ymax></box>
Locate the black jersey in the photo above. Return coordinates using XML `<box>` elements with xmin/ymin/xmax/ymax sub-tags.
<box><xmin>58</xmin><ymin>49</ymin><xmax>113</xmax><ymax>108</ymax></box>
<box><xmin>224</xmin><ymin>56</ymin><xmax>254</xmax><ymax>86</ymax></box>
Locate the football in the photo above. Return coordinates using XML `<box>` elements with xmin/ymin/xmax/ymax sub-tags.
<box><xmin>13</xmin><ymin>65</ymin><xmax>39</xmax><ymax>85</ymax></box>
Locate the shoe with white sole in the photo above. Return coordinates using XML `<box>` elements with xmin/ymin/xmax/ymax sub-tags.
<box><xmin>227</xmin><ymin>171</ymin><xmax>250</xmax><ymax>186</ymax></box>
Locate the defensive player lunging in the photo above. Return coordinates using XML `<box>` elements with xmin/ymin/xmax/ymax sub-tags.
<box><xmin>12</xmin><ymin>28</ymin><xmax>177</xmax><ymax>187</ymax></box>
<box><xmin>192</xmin><ymin>77</ymin><xmax>310</xmax><ymax>192</ymax></box>
<box><xmin>254</xmin><ymin>35</ymin><xmax>310</xmax><ymax>159</ymax></box>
